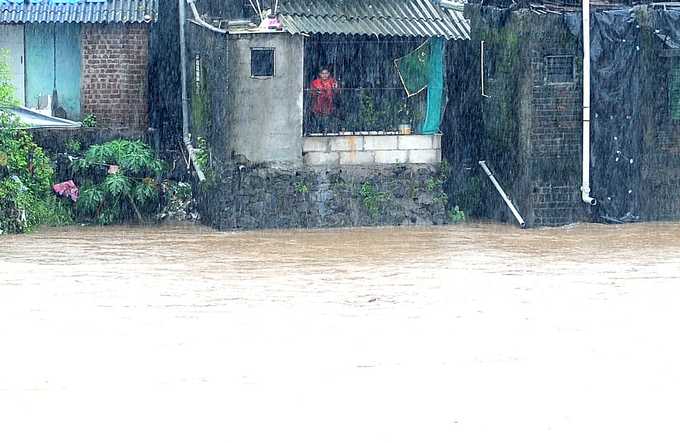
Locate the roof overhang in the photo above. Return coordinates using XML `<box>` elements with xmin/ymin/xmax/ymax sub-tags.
<box><xmin>277</xmin><ymin>0</ymin><xmax>470</xmax><ymax>40</ymax></box>
<box><xmin>2</xmin><ymin>107</ymin><xmax>82</xmax><ymax>129</ymax></box>
<box><xmin>0</xmin><ymin>0</ymin><xmax>157</xmax><ymax>24</ymax></box>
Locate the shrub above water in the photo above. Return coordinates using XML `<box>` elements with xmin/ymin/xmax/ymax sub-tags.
<box><xmin>72</xmin><ymin>139</ymin><xmax>164</xmax><ymax>225</ymax></box>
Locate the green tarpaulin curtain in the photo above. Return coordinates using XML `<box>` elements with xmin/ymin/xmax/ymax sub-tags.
<box><xmin>395</xmin><ymin>40</ymin><xmax>431</xmax><ymax>97</ymax></box>
<box><xmin>394</xmin><ymin>37</ymin><xmax>445</xmax><ymax>134</ymax></box>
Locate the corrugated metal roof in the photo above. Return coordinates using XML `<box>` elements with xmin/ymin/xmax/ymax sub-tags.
<box><xmin>0</xmin><ymin>0</ymin><xmax>157</xmax><ymax>24</ymax></box>
<box><xmin>278</xmin><ymin>0</ymin><xmax>470</xmax><ymax>40</ymax></box>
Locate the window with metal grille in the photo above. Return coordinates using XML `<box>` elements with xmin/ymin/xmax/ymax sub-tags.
<box><xmin>545</xmin><ymin>56</ymin><xmax>574</xmax><ymax>83</ymax></box>
<box><xmin>670</xmin><ymin>58</ymin><xmax>680</xmax><ymax>121</ymax></box>
<box><xmin>251</xmin><ymin>48</ymin><xmax>275</xmax><ymax>78</ymax></box>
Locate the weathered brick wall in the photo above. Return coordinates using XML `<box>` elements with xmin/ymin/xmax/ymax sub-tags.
<box><xmin>527</xmin><ymin>42</ymin><xmax>585</xmax><ymax>226</ymax></box>
<box><xmin>463</xmin><ymin>7</ymin><xmax>589</xmax><ymax>227</ymax></box>
<box><xmin>81</xmin><ymin>24</ymin><xmax>149</xmax><ymax>131</ymax></box>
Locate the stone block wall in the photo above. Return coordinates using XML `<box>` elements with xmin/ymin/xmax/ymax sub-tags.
<box><xmin>197</xmin><ymin>163</ymin><xmax>448</xmax><ymax>230</ymax></box>
<box><xmin>81</xmin><ymin>24</ymin><xmax>150</xmax><ymax>131</ymax></box>
<box><xmin>303</xmin><ymin>135</ymin><xmax>442</xmax><ymax>167</ymax></box>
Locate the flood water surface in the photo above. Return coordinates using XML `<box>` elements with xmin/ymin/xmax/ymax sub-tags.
<box><xmin>1</xmin><ymin>223</ymin><xmax>680</xmax><ymax>442</ymax></box>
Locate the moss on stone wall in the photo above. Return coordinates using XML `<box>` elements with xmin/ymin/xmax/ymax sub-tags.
<box><xmin>197</xmin><ymin>163</ymin><xmax>448</xmax><ymax>230</ymax></box>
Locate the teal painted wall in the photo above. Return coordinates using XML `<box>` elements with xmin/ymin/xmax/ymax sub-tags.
<box><xmin>25</xmin><ymin>24</ymin><xmax>81</xmax><ymax>120</ymax></box>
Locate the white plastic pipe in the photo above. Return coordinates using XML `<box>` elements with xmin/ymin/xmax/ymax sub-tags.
<box><xmin>479</xmin><ymin>161</ymin><xmax>526</xmax><ymax>228</ymax></box>
<box><xmin>581</xmin><ymin>0</ymin><xmax>596</xmax><ymax>205</ymax></box>
<box><xmin>179</xmin><ymin>0</ymin><xmax>206</xmax><ymax>181</ymax></box>
<box><xmin>187</xmin><ymin>0</ymin><xmax>227</xmax><ymax>34</ymax></box>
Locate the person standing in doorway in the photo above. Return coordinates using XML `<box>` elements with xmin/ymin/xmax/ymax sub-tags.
<box><xmin>310</xmin><ymin>67</ymin><xmax>339</xmax><ymax>134</ymax></box>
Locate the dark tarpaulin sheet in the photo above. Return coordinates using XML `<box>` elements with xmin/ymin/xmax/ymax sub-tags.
<box><xmin>652</xmin><ymin>8</ymin><xmax>680</xmax><ymax>49</ymax></box>
<box><xmin>566</xmin><ymin>8</ymin><xmax>642</xmax><ymax>221</ymax></box>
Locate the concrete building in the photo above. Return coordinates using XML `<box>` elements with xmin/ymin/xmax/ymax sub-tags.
<box><xmin>183</xmin><ymin>0</ymin><xmax>474</xmax><ymax>230</ymax></box>
<box><xmin>185</xmin><ymin>0</ymin><xmax>469</xmax><ymax>168</ymax></box>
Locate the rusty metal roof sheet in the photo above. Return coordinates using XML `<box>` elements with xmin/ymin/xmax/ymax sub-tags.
<box><xmin>278</xmin><ymin>0</ymin><xmax>470</xmax><ymax>40</ymax></box>
<box><xmin>0</xmin><ymin>0</ymin><xmax>157</xmax><ymax>24</ymax></box>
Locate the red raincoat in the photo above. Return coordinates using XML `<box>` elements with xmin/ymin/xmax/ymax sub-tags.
<box><xmin>310</xmin><ymin>77</ymin><xmax>338</xmax><ymax>116</ymax></box>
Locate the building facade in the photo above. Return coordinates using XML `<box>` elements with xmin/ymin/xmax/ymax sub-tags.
<box><xmin>0</xmin><ymin>0</ymin><xmax>156</xmax><ymax>131</ymax></box>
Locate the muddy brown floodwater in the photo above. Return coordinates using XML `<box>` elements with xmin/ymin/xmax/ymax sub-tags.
<box><xmin>1</xmin><ymin>222</ymin><xmax>680</xmax><ymax>443</ymax></box>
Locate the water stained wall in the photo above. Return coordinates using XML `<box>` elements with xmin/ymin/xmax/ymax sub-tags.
<box><xmin>197</xmin><ymin>164</ymin><xmax>447</xmax><ymax>230</ymax></box>
<box><xmin>457</xmin><ymin>2</ymin><xmax>680</xmax><ymax>226</ymax></box>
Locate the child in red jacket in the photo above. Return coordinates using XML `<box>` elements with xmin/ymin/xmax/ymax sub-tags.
<box><xmin>309</xmin><ymin>68</ymin><xmax>339</xmax><ymax>134</ymax></box>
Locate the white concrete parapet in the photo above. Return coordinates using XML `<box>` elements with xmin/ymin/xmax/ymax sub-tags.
<box><xmin>303</xmin><ymin>134</ymin><xmax>441</xmax><ymax>167</ymax></box>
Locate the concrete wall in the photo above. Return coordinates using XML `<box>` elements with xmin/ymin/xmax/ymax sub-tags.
<box><xmin>303</xmin><ymin>135</ymin><xmax>441</xmax><ymax>166</ymax></box>
<box><xmin>81</xmin><ymin>24</ymin><xmax>150</xmax><ymax>131</ymax></box>
<box><xmin>227</xmin><ymin>32</ymin><xmax>304</xmax><ymax>167</ymax></box>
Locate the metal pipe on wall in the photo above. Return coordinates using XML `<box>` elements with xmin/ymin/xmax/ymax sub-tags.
<box><xmin>479</xmin><ymin>161</ymin><xmax>526</xmax><ymax>228</ymax></box>
<box><xmin>179</xmin><ymin>0</ymin><xmax>206</xmax><ymax>181</ymax></box>
<box><xmin>581</xmin><ymin>0</ymin><xmax>596</xmax><ymax>205</ymax></box>
<box><xmin>186</xmin><ymin>0</ymin><xmax>227</xmax><ymax>34</ymax></box>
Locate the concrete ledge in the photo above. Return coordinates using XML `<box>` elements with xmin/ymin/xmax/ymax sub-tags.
<box><xmin>329</xmin><ymin>136</ymin><xmax>364</xmax><ymax>151</ymax></box>
<box><xmin>398</xmin><ymin>135</ymin><xmax>440</xmax><ymax>150</ymax></box>
<box><xmin>304</xmin><ymin>151</ymin><xmax>339</xmax><ymax>166</ymax></box>
<box><xmin>340</xmin><ymin>151</ymin><xmax>375</xmax><ymax>165</ymax></box>
<box><xmin>409</xmin><ymin>149</ymin><xmax>441</xmax><ymax>164</ymax></box>
<box><xmin>303</xmin><ymin>137</ymin><xmax>329</xmax><ymax>152</ymax></box>
<box><xmin>303</xmin><ymin>134</ymin><xmax>441</xmax><ymax>166</ymax></box>
<box><xmin>375</xmin><ymin>150</ymin><xmax>409</xmax><ymax>164</ymax></box>
<box><xmin>364</xmin><ymin>136</ymin><xmax>398</xmax><ymax>151</ymax></box>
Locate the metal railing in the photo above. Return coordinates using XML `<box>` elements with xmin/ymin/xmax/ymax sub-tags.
<box><xmin>303</xmin><ymin>87</ymin><xmax>424</xmax><ymax>136</ymax></box>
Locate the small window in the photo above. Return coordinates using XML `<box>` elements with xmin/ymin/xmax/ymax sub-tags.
<box><xmin>545</xmin><ymin>55</ymin><xmax>574</xmax><ymax>83</ymax></box>
<box><xmin>251</xmin><ymin>48</ymin><xmax>275</xmax><ymax>78</ymax></box>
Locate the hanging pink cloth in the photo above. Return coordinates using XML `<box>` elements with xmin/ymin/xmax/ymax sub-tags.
<box><xmin>52</xmin><ymin>180</ymin><xmax>79</xmax><ymax>202</ymax></box>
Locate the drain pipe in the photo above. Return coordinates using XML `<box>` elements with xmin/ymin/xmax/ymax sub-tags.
<box><xmin>479</xmin><ymin>161</ymin><xmax>526</xmax><ymax>228</ymax></box>
<box><xmin>179</xmin><ymin>0</ymin><xmax>205</xmax><ymax>181</ymax></box>
<box><xmin>581</xmin><ymin>0</ymin><xmax>596</xmax><ymax>205</ymax></box>
<box><xmin>186</xmin><ymin>0</ymin><xmax>227</xmax><ymax>34</ymax></box>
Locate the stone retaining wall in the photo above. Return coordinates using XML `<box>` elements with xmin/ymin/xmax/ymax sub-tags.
<box><xmin>197</xmin><ymin>163</ymin><xmax>447</xmax><ymax>230</ymax></box>
<box><xmin>303</xmin><ymin>135</ymin><xmax>442</xmax><ymax>167</ymax></box>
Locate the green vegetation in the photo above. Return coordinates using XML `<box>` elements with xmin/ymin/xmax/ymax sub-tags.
<box><xmin>448</xmin><ymin>205</ymin><xmax>466</xmax><ymax>223</ymax></box>
<box><xmin>82</xmin><ymin>113</ymin><xmax>97</xmax><ymax>128</ymax></box>
<box><xmin>0</xmin><ymin>54</ymin><xmax>73</xmax><ymax>234</ymax></box>
<box><xmin>294</xmin><ymin>181</ymin><xmax>309</xmax><ymax>194</ymax></box>
<box><xmin>194</xmin><ymin>136</ymin><xmax>210</xmax><ymax>171</ymax></box>
<box><xmin>359</xmin><ymin>182</ymin><xmax>390</xmax><ymax>219</ymax></box>
<box><xmin>451</xmin><ymin>175</ymin><xmax>483</xmax><ymax>220</ymax></box>
<box><xmin>0</xmin><ymin>50</ymin><xmax>18</xmax><ymax>108</ymax></box>
<box><xmin>72</xmin><ymin>139</ymin><xmax>164</xmax><ymax>225</ymax></box>
<box><xmin>64</xmin><ymin>138</ymin><xmax>83</xmax><ymax>154</ymax></box>
<box><xmin>424</xmin><ymin>160</ymin><xmax>450</xmax><ymax>206</ymax></box>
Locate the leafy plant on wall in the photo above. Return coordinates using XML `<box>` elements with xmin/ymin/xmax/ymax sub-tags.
<box><xmin>0</xmin><ymin>50</ymin><xmax>18</xmax><ymax>108</ymax></box>
<box><xmin>72</xmin><ymin>139</ymin><xmax>164</xmax><ymax>225</ymax></box>
<box><xmin>1</xmin><ymin>53</ymin><xmax>72</xmax><ymax>234</ymax></box>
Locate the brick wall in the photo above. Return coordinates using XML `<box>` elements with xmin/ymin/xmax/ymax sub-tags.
<box><xmin>81</xmin><ymin>24</ymin><xmax>149</xmax><ymax>131</ymax></box>
<box><xmin>527</xmin><ymin>39</ymin><xmax>585</xmax><ymax>226</ymax></box>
